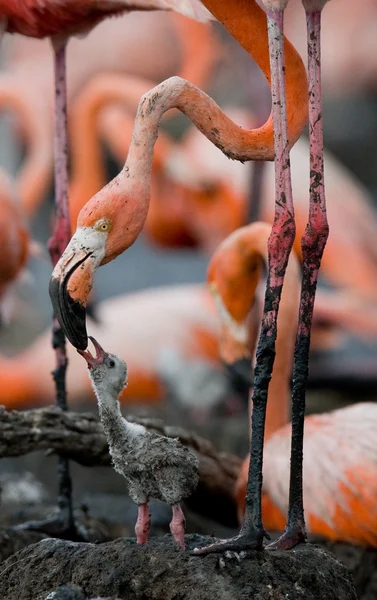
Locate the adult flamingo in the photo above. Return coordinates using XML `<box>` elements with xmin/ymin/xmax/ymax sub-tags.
<box><xmin>50</xmin><ymin>0</ymin><xmax>308</xmax><ymax>344</ymax></box>
<box><xmin>50</xmin><ymin>0</ymin><xmax>307</xmax><ymax>547</ymax></box>
<box><xmin>209</xmin><ymin>221</ymin><xmax>377</xmax><ymax>548</ymax></box>
<box><xmin>1</xmin><ymin>0</ymin><xmax>214</xmax><ymax>540</ymax></box>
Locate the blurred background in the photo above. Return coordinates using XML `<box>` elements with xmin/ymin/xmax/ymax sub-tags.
<box><xmin>1</xmin><ymin>0</ymin><xmax>377</xmax><ymax>544</ymax></box>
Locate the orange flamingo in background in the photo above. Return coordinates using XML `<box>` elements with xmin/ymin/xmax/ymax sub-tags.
<box><xmin>0</xmin><ymin>77</ymin><xmax>52</xmax><ymax>215</ymax></box>
<box><xmin>0</xmin><ymin>171</ymin><xmax>29</xmax><ymax>324</ymax></box>
<box><xmin>0</xmin><ymin>285</ymin><xmax>222</xmax><ymax>409</ymax></box>
<box><xmin>164</xmin><ymin>113</ymin><xmax>377</xmax><ymax>300</ymax></box>
<box><xmin>211</xmin><ymin>222</ymin><xmax>377</xmax><ymax>548</ymax></box>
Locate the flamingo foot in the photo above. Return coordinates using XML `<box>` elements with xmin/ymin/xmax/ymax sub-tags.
<box><xmin>135</xmin><ymin>503</ymin><xmax>151</xmax><ymax>544</ymax></box>
<box><xmin>170</xmin><ymin>504</ymin><xmax>186</xmax><ymax>549</ymax></box>
<box><xmin>192</xmin><ymin>527</ymin><xmax>270</xmax><ymax>556</ymax></box>
<box><xmin>267</xmin><ymin>524</ymin><xmax>306</xmax><ymax>551</ymax></box>
<box><xmin>13</xmin><ymin>513</ymin><xmax>88</xmax><ymax>542</ymax></box>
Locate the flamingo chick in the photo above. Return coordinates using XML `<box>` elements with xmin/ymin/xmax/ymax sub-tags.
<box><xmin>79</xmin><ymin>336</ymin><xmax>199</xmax><ymax>548</ymax></box>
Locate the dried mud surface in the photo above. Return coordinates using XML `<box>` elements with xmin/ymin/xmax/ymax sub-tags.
<box><xmin>0</xmin><ymin>535</ymin><xmax>357</xmax><ymax>600</ymax></box>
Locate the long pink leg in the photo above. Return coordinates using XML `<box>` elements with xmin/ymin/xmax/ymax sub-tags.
<box><xmin>193</xmin><ymin>4</ymin><xmax>296</xmax><ymax>555</ymax></box>
<box><xmin>268</xmin><ymin>2</ymin><xmax>329</xmax><ymax>551</ymax></box>
<box><xmin>15</xmin><ymin>40</ymin><xmax>79</xmax><ymax>539</ymax></box>
<box><xmin>135</xmin><ymin>503</ymin><xmax>151</xmax><ymax>544</ymax></box>
<box><xmin>170</xmin><ymin>504</ymin><xmax>186</xmax><ymax>549</ymax></box>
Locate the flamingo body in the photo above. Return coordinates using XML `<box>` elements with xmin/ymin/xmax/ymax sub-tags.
<box><xmin>237</xmin><ymin>403</ymin><xmax>377</xmax><ymax>547</ymax></box>
<box><xmin>1</xmin><ymin>0</ymin><xmax>213</xmax><ymax>39</ymax></box>
<box><xmin>0</xmin><ymin>284</ymin><xmax>220</xmax><ymax>408</ymax></box>
<box><xmin>209</xmin><ymin>222</ymin><xmax>377</xmax><ymax>548</ymax></box>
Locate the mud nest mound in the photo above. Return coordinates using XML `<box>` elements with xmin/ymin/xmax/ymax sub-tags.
<box><xmin>0</xmin><ymin>535</ymin><xmax>357</xmax><ymax>600</ymax></box>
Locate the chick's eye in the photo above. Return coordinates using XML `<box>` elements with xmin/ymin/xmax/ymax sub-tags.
<box><xmin>108</xmin><ymin>359</ymin><xmax>115</xmax><ymax>368</ymax></box>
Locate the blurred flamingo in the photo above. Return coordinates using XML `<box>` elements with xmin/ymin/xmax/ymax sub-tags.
<box><xmin>163</xmin><ymin>110</ymin><xmax>377</xmax><ymax>301</ymax></box>
<box><xmin>0</xmin><ymin>76</ymin><xmax>51</xmax><ymax>215</ymax></box>
<box><xmin>0</xmin><ymin>284</ymin><xmax>223</xmax><ymax>410</ymax></box>
<box><xmin>210</xmin><ymin>222</ymin><xmax>377</xmax><ymax>548</ymax></box>
<box><xmin>0</xmin><ymin>171</ymin><xmax>29</xmax><ymax>324</ymax></box>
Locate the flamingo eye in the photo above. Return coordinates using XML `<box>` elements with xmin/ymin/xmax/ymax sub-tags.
<box><xmin>108</xmin><ymin>359</ymin><xmax>115</xmax><ymax>368</ymax></box>
<box><xmin>96</xmin><ymin>219</ymin><xmax>111</xmax><ymax>232</ymax></box>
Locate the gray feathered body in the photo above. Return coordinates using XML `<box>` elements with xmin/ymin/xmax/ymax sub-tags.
<box><xmin>100</xmin><ymin>404</ymin><xmax>199</xmax><ymax>506</ymax></box>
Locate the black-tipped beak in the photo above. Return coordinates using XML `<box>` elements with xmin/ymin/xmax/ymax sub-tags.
<box><xmin>49</xmin><ymin>252</ymin><xmax>92</xmax><ymax>351</ymax></box>
<box><xmin>226</xmin><ymin>358</ymin><xmax>254</xmax><ymax>407</ymax></box>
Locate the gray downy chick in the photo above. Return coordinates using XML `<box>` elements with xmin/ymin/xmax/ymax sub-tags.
<box><xmin>78</xmin><ymin>336</ymin><xmax>199</xmax><ymax>549</ymax></box>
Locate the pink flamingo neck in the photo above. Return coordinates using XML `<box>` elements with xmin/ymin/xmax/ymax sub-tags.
<box><xmin>0</xmin><ymin>76</ymin><xmax>52</xmax><ymax>216</ymax></box>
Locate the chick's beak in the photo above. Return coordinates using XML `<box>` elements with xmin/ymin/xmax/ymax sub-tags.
<box><xmin>77</xmin><ymin>336</ymin><xmax>106</xmax><ymax>368</ymax></box>
<box><xmin>49</xmin><ymin>227</ymin><xmax>106</xmax><ymax>350</ymax></box>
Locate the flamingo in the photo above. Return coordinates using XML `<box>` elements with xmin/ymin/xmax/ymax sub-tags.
<box><xmin>1</xmin><ymin>0</ymin><xmax>215</xmax><ymax>539</ymax></box>
<box><xmin>49</xmin><ymin>0</ymin><xmax>308</xmax><ymax>548</ymax></box>
<box><xmin>49</xmin><ymin>0</ymin><xmax>308</xmax><ymax>346</ymax></box>
<box><xmin>0</xmin><ymin>285</ymin><xmax>224</xmax><ymax>410</ymax></box>
<box><xmin>209</xmin><ymin>222</ymin><xmax>377</xmax><ymax>548</ymax></box>
<box><xmin>79</xmin><ymin>337</ymin><xmax>199</xmax><ymax>548</ymax></box>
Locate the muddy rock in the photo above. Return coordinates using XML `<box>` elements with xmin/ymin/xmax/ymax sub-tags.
<box><xmin>0</xmin><ymin>535</ymin><xmax>356</xmax><ymax>600</ymax></box>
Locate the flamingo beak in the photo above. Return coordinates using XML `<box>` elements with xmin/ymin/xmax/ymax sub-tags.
<box><xmin>219</xmin><ymin>325</ymin><xmax>253</xmax><ymax>408</ymax></box>
<box><xmin>49</xmin><ymin>227</ymin><xmax>106</xmax><ymax>350</ymax></box>
<box><xmin>225</xmin><ymin>357</ymin><xmax>253</xmax><ymax>406</ymax></box>
<box><xmin>77</xmin><ymin>336</ymin><xmax>106</xmax><ymax>369</ymax></box>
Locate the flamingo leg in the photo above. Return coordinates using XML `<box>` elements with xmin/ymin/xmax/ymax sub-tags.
<box><xmin>15</xmin><ymin>41</ymin><xmax>84</xmax><ymax>540</ymax></box>
<box><xmin>135</xmin><ymin>503</ymin><xmax>151</xmax><ymax>544</ymax></box>
<box><xmin>268</xmin><ymin>6</ymin><xmax>329</xmax><ymax>551</ymax></box>
<box><xmin>193</xmin><ymin>7</ymin><xmax>296</xmax><ymax>555</ymax></box>
<box><xmin>170</xmin><ymin>503</ymin><xmax>186</xmax><ymax>549</ymax></box>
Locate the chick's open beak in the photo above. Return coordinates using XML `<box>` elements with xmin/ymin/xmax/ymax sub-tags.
<box><xmin>77</xmin><ymin>336</ymin><xmax>106</xmax><ymax>368</ymax></box>
<box><xmin>49</xmin><ymin>227</ymin><xmax>106</xmax><ymax>350</ymax></box>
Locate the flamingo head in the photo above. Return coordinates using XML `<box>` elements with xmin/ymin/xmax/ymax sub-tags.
<box><xmin>78</xmin><ymin>336</ymin><xmax>128</xmax><ymax>399</ymax></box>
<box><xmin>49</xmin><ymin>177</ymin><xmax>148</xmax><ymax>350</ymax></box>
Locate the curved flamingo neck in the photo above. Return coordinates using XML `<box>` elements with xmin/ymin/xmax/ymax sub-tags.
<box><xmin>200</xmin><ymin>0</ymin><xmax>308</xmax><ymax>152</ymax></box>
<box><xmin>210</xmin><ymin>223</ymin><xmax>300</xmax><ymax>440</ymax></box>
<box><xmin>0</xmin><ymin>76</ymin><xmax>52</xmax><ymax>216</ymax></box>
<box><xmin>69</xmin><ymin>73</ymin><xmax>173</xmax><ymax>228</ymax></box>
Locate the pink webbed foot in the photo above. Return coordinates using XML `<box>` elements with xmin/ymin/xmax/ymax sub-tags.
<box><xmin>267</xmin><ymin>525</ymin><xmax>306</xmax><ymax>551</ymax></box>
<box><xmin>170</xmin><ymin>504</ymin><xmax>186</xmax><ymax>549</ymax></box>
<box><xmin>135</xmin><ymin>503</ymin><xmax>151</xmax><ymax>544</ymax></box>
